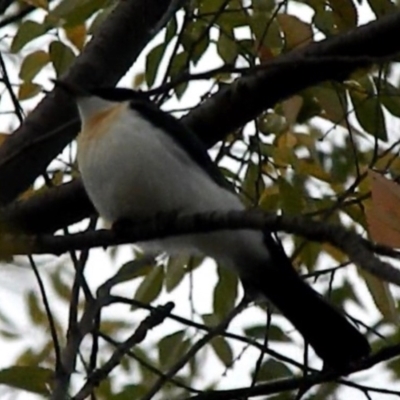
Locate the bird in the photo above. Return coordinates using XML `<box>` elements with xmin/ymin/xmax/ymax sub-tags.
<box><xmin>52</xmin><ymin>79</ymin><xmax>370</xmax><ymax>368</ymax></box>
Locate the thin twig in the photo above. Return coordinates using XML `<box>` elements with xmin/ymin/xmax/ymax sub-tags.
<box><xmin>140</xmin><ymin>299</ymin><xmax>248</xmax><ymax>400</ymax></box>
<box><xmin>73</xmin><ymin>303</ymin><xmax>175</xmax><ymax>400</ymax></box>
<box><xmin>28</xmin><ymin>255</ymin><xmax>62</xmax><ymax>370</ymax></box>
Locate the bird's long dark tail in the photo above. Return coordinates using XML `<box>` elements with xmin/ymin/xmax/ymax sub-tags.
<box><xmin>243</xmin><ymin>233</ymin><xmax>371</xmax><ymax>368</ymax></box>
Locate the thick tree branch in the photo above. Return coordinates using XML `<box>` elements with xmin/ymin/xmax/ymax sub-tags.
<box><xmin>4</xmin><ymin>210</ymin><xmax>400</xmax><ymax>286</ymax></box>
<box><xmin>1</xmin><ymin>179</ymin><xmax>94</xmax><ymax>233</ymax></box>
<box><xmin>0</xmin><ymin>0</ymin><xmax>179</xmax><ymax>205</ymax></box>
<box><xmin>3</xmin><ymin>11</ymin><xmax>400</xmax><ymax>233</ymax></box>
<box><xmin>183</xmin><ymin>11</ymin><xmax>400</xmax><ymax>147</ymax></box>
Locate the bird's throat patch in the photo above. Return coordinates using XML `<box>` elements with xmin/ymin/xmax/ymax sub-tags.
<box><xmin>79</xmin><ymin>102</ymin><xmax>127</xmax><ymax>144</ymax></box>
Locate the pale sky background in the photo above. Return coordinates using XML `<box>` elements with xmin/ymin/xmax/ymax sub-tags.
<box><xmin>0</xmin><ymin>1</ymin><xmax>399</xmax><ymax>399</ymax></box>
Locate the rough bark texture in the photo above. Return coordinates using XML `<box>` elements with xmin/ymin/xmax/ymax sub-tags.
<box><xmin>183</xmin><ymin>11</ymin><xmax>400</xmax><ymax>147</ymax></box>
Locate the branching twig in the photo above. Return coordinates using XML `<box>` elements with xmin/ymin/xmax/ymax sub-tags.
<box><xmin>28</xmin><ymin>255</ymin><xmax>61</xmax><ymax>371</ymax></box>
<box><xmin>99</xmin><ymin>332</ymin><xmax>200</xmax><ymax>394</ymax></box>
<box><xmin>186</xmin><ymin>343</ymin><xmax>400</xmax><ymax>400</ymax></box>
<box><xmin>140</xmin><ymin>299</ymin><xmax>248</xmax><ymax>400</ymax></box>
<box><xmin>73</xmin><ymin>302</ymin><xmax>175</xmax><ymax>400</ymax></box>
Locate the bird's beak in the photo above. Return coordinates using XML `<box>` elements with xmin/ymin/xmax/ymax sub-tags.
<box><xmin>51</xmin><ymin>79</ymin><xmax>88</xmax><ymax>98</ymax></box>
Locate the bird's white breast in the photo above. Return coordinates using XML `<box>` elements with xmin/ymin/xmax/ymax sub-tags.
<box><xmin>77</xmin><ymin>102</ymin><xmax>270</xmax><ymax>269</ymax></box>
<box><xmin>78</xmin><ymin>106</ymin><xmax>242</xmax><ymax>219</ymax></box>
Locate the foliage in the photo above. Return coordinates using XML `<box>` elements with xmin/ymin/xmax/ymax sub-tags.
<box><xmin>0</xmin><ymin>0</ymin><xmax>399</xmax><ymax>399</ymax></box>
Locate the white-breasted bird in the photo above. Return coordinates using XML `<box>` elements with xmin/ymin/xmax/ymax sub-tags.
<box><xmin>53</xmin><ymin>79</ymin><xmax>370</xmax><ymax>368</ymax></box>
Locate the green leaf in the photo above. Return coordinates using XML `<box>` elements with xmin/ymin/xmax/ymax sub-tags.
<box><xmin>114</xmin><ymin>384</ymin><xmax>150</xmax><ymax>400</ymax></box>
<box><xmin>134</xmin><ymin>266</ymin><xmax>164</xmax><ymax>303</ymax></box>
<box><xmin>278</xmin><ymin>177</ymin><xmax>304</xmax><ymax>215</ymax></box>
<box><xmin>88</xmin><ymin>3</ymin><xmax>116</xmax><ymax>34</ymax></box>
<box><xmin>277</xmin><ymin>14</ymin><xmax>313</xmax><ymax>50</ymax></box>
<box><xmin>22</xmin><ymin>0</ymin><xmax>48</xmax><ymax>9</ymax></box>
<box><xmin>145</xmin><ymin>43</ymin><xmax>166</xmax><ymax>87</ymax></box>
<box><xmin>0</xmin><ymin>329</ymin><xmax>18</xmax><ymax>339</ymax></box>
<box><xmin>213</xmin><ymin>266</ymin><xmax>238</xmax><ymax>318</ymax></box>
<box><xmin>312</xmin><ymin>83</ymin><xmax>347</xmax><ymax>123</ymax></box>
<box><xmin>366</xmin><ymin>0</ymin><xmax>397</xmax><ymax>17</ymax></box>
<box><xmin>210</xmin><ymin>336</ymin><xmax>233</xmax><ymax>367</ymax></box>
<box><xmin>389</xmin><ymin>352</ymin><xmax>400</xmax><ymax>378</ymax></box>
<box><xmin>27</xmin><ymin>291</ymin><xmax>46</xmax><ymax>326</ymax></box>
<box><xmin>219</xmin><ymin>2</ymin><xmax>250</xmax><ymax>27</ymax></box>
<box><xmin>18</xmin><ymin>82</ymin><xmax>42</xmax><ymax>101</ymax></box>
<box><xmin>254</xmin><ymin>359</ymin><xmax>292</xmax><ymax>381</ymax></box>
<box><xmin>0</xmin><ymin>366</ymin><xmax>52</xmax><ymax>395</ymax></box>
<box><xmin>349</xmin><ymin>78</ymin><xmax>387</xmax><ymax>141</ymax></box>
<box><xmin>324</xmin><ymin>280</ymin><xmax>361</xmax><ymax>308</ymax></box>
<box><xmin>165</xmin><ymin>255</ymin><xmax>188</xmax><ymax>293</ymax></box>
<box><xmin>296</xmin><ymin>239</ymin><xmax>321</xmax><ymax>271</ymax></box>
<box><xmin>165</xmin><ymin>15</ymin><xmax>177</xmax><ymax>43</ymax></box>
<box><xmin>296</xmin><ymin>91</ymin><xmax>322</xmax><ymax>123</ymax></box>
<box><xmin>375</xmin><ymin>78</ymin><xmax>400</xmax><ymax>118</ymax></box>
<box><xmin>361</xmin><ymin>271</ymin><xmax>398</xmax><ymax>324</ymax></box>
<box><xmin>64</xmin><ymin>24</ymin><xmax>86</xmax><ymax>51</ymax></box>
<box><xmin>49</xmin><ymin>41</ymin><xmax>76</xmax><ymax>76</ymax></box>
<box><xmin>313</xmin><ymin>10</ymin><xmax>336</xmax><ymax>36</ymax></box>
<box><xmin>158</xmin><ymin>330</ymin><xmax>188</xmax><ymax>367</ymax></box>
<box><xmin>51</xmin><ymin>269</ymin><xmax>72</xmax><ymax>300</ymax></box>
<box><xmin>51</xmin><ymin>0</ymin><xmax>108</xmax><ymax>27</ymax></box>
<box><xmin>252</xmin><ymin>12</ymin><xmax>282</xmax><ymax>52</ymax></box>
<box><xmin>182</xmin><ymin>21</ymin><xmax>209</xmax><ymax>65</ymax></box>
<box><xmin>11</xmin><ymin>21</ymin><xmax>46</xmax><ymax>53</ymax></box>
<box><xmin>244</xmin><ymin>324</ymin><xmax>291</xmax><ymax>342</ymax></box>
<box><xmin>217</xmin><ymin>31</ymin><xmax>237</xmax><ymax>64</ymax></box>
<box><xmin>108</xmin><ymin>258</ymin><xmax>154</xmax><ymax>288</ymax></box>
<box><xmin>328</xmin><ymin>0</ymin><xmax>358</xmax><ymax>31</ymax></box>
<box><xmin>169</xmin><ymin>52</ymin><xmax>189</xmax><ymax>99</ymax></box>
<box><xmin>242</xmin><ymin>162</ymin><xmax>265</xmax><ymax>206</ymax></box>
<box><xmin>201</xmin><ymin>313</ymin><xmax>221</xmax><ymax>326</ymax></box>
<box><xmin>19</xmin><ymin>51</ymin><xmax>49</xmax><ymax>81</ymax></box>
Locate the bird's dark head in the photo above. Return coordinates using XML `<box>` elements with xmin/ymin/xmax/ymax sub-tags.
<box><xmin>52</xmin><ymin>79</ymin><xmax>151</xmax><ymax>125</ymax></box>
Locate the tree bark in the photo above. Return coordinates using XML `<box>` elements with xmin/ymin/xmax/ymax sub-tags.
<box><xmin>0</xmin><ymin>0</ymin><xmax>176</xmax><ymax>205</ymax></box>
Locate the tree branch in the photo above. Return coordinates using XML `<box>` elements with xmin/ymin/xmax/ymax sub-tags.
<box><xmin>0</xmin><ymin>0</ymin><xmax>179</xmax><ymax>205</ymax></box>
<box><xmin>186</xmin><ymin>343</ymin><xmax>400</xmax><ymax>400</ymax></box>
<box><xmin>182</xmin><ymin>11</ymin><xmax>400</xmax><ymax>148</ymax></box>
<box><xmin>4</xmin><ymin>210</ymin><xmax>400</xmax><ymax>286</ymax></box>
<box><xmin>1</xmin><ymin>179</ymin><xmax>94</xmax><ymax>233</ymax></box>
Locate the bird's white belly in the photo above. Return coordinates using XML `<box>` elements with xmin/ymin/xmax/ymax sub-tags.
<box><xmin>77</xmin><ymin>112</ymin><xmax>269</xmax><ymax>267</ymax></box>
<box><xmin>78</xmin><ymin>115</ymin><xmax>241</xmax><ymax>219</ymax></box>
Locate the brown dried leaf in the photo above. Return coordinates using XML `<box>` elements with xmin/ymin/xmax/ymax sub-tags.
<box><xmin>366</xmin><ymin>170</ymin><xmax>400</xmax><ymax>247</ymax></box>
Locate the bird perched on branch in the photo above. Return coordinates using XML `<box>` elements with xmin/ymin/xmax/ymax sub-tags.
<box><xmin>53</xmin><ymin>79</ymin><xmax>370</xmax><ymax>368</ymax></box>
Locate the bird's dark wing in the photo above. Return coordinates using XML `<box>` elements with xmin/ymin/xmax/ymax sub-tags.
<box><xmin>129</xmin><ymin>99</ymin><xmax>233</xmax><ymax>191</ymax></box>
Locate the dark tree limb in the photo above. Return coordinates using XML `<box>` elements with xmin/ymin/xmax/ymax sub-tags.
<box><xmin>182</xmin><ymin>10</ymin><xmax>400</xmax><ymax>147</ymax></box>
<box><xmin>1</xmin><ymin>179</ymin><xmax>94</xmax><ymax>233</ymax></box>
<box><xmin>4</xmin><ymin>210</ymin><xmax>400</xmax><ymax>286</ymax></box>
<box><xmin>0</xmin><ymin>0</ymin><xmax>178</xmax><ymax>205</ymax></box>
